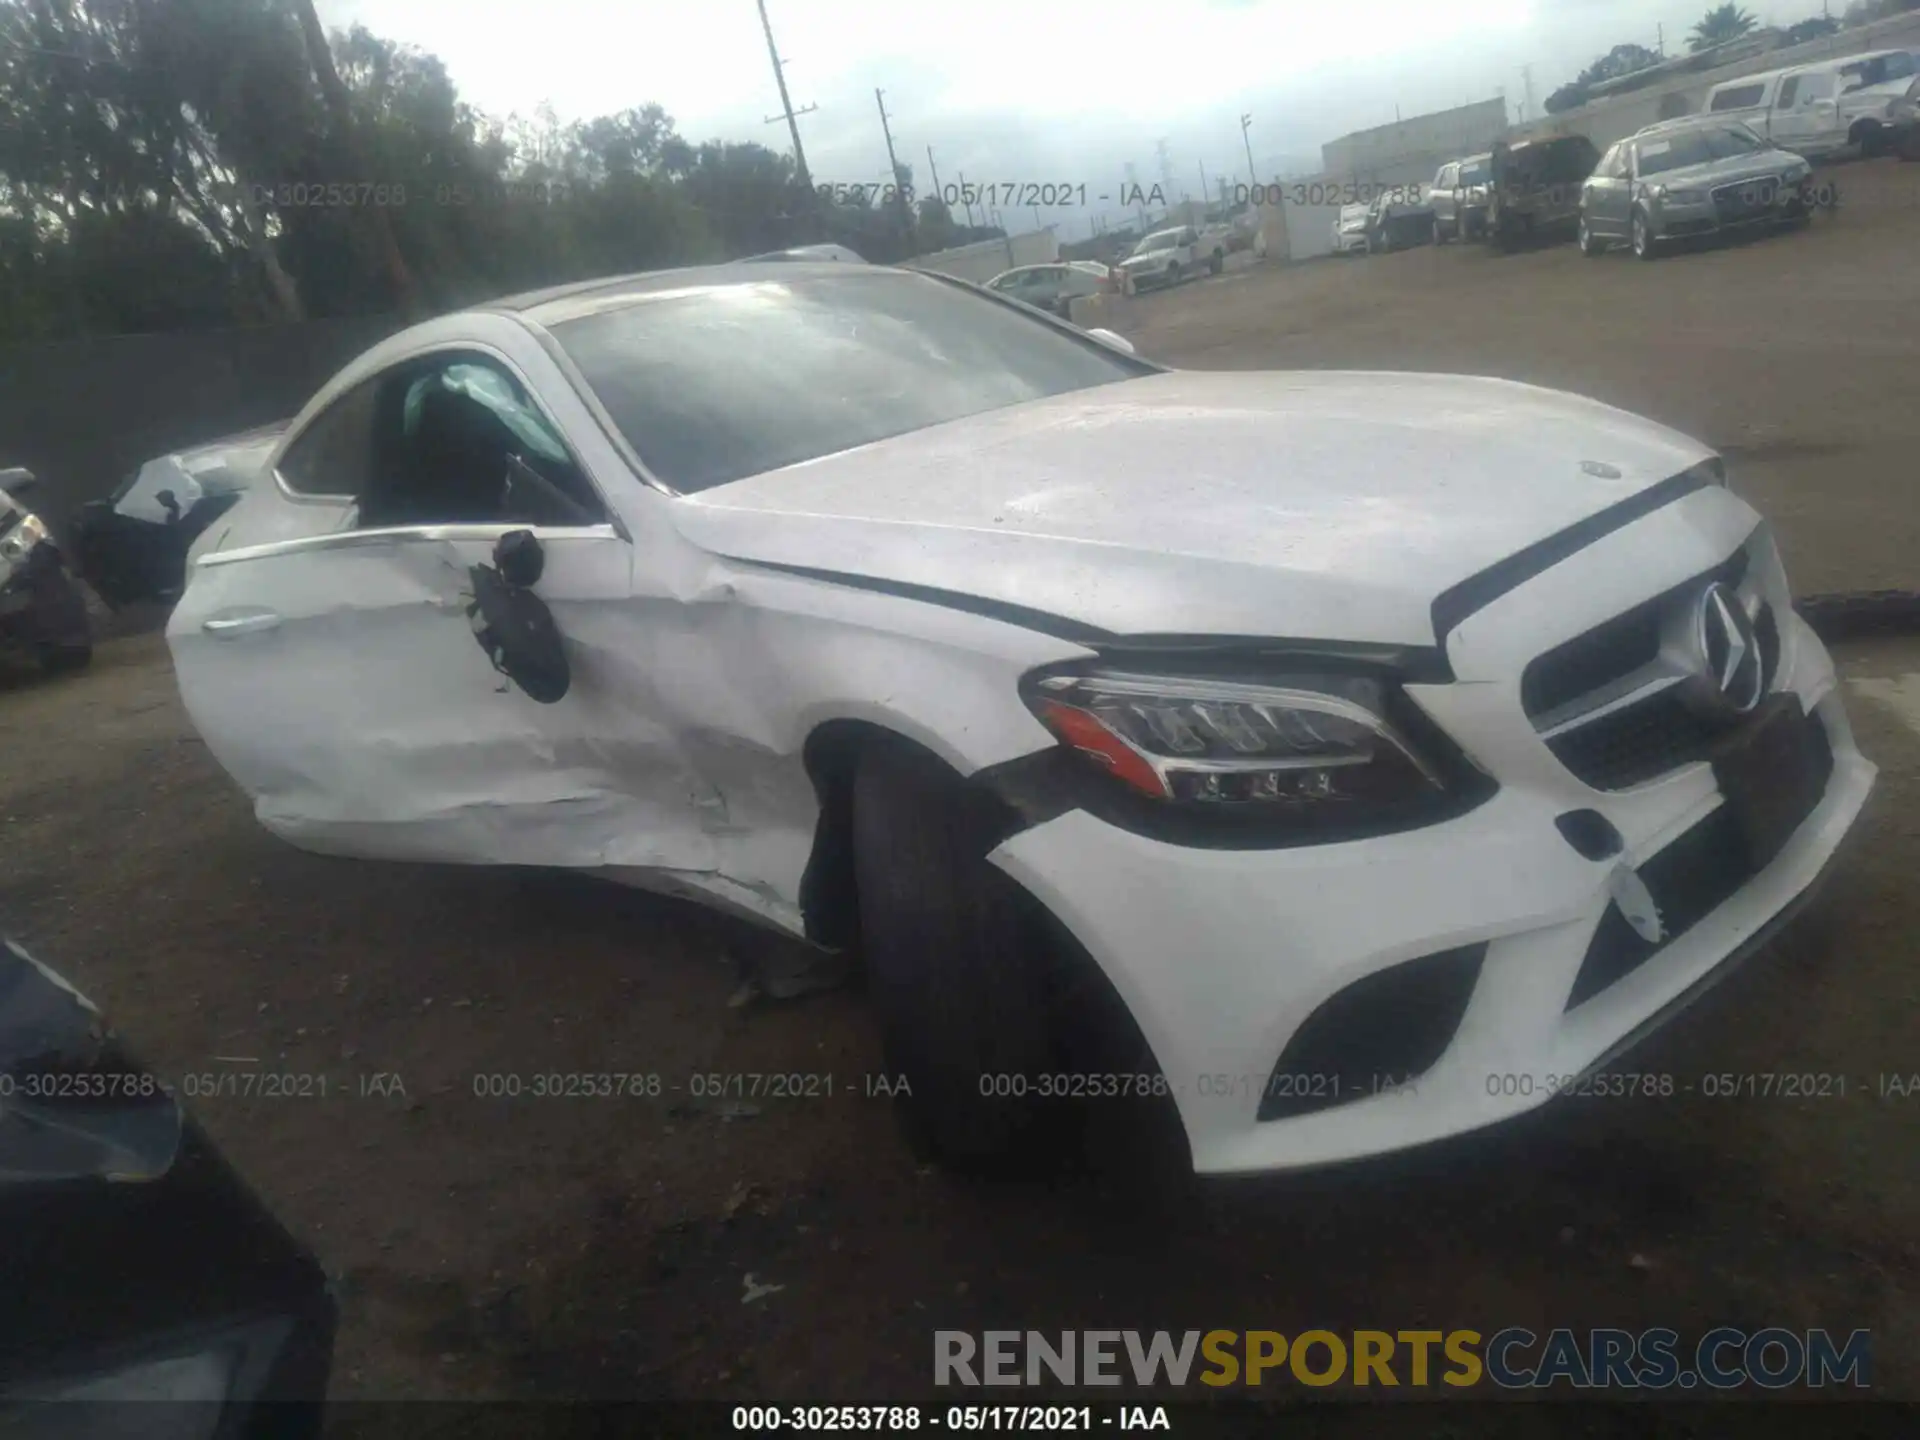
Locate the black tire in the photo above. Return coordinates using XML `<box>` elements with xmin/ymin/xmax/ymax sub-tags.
<box><xmin>1432</xmin><ymin>217</ymin><xmax>1446</xmax><ymax>246</ymax></box>
<box><xmin>1209</xmin><ymin>248</ymin><xmax>1224</xmax><ymax>275</ymax></box>
<box><xmin>1631</xmin><ymin>208</ymin><xmax>1658</xmax><ymax>261</ymax></box>
<box><xmin>852</xmin><ymin>739</ymin><xmax>1074</xmax><ymax>1172</ymax></box>
<box><xmin>37</xmin><ymin>641</ymin><xmax>91</xmax><ymax>675</ymax></box>
<box><xmin>1578</xmin><ymin>215</ymin><xmax>1604</xmax><ymax>257</ymax></box>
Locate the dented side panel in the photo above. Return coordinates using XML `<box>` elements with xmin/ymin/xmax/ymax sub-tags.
<box><xmin>169</xmin><ymin>308</ymin><xmax>1092</xmax><ymax>941</ymax></box>
<box><xmin>173</xmin><ymin>501</ymin><xmax>1088</xmax><ymax>939</ymax></box>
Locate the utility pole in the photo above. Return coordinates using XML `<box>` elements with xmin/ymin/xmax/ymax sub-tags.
<box><xmin>925</xmin><ymin>145</ymin><xmax>947</xmax><ymax>214</ymax></box>
<box><xmin>1156</xmin><ymin>136</ymin><xmax>1176</xmax><ymax>207</ymax></box>
<box><xmin>873</xmin><ymin>88</ymin><xmax>913</xmax><ymax>243</ymax></box>
<box><xmin>755</xmin><ymin>0</ymin><xmax>816</xmax><ymax>196</ymax></box>
<box><xmin>1520</xmin><ymin>64</ymin><xmax>1535</xmax><ymax>124</ymax></box>
<box><xmin>1198</xmin><ymin>159</ymin><xmax>1210</xmax><ymax>213</ymax></box>
<box><xmin>1240</xmin><ymin>113</ymin><xmax>1258</xmax><ymax>192</ymax></box>
<box><xmin>955</xmin><ymin>169</ymin><xmax>977</xmax><ymax>229</ymax></box>
<box><xmin>1657</xmin><ymin>23</ymin><xmax>1665</xmax><ymax>58</ymax></box>
<box><xmin>1125</xmin><ymin>161</ymin><xmax>1145</xmax><ymax>230</ymax></box>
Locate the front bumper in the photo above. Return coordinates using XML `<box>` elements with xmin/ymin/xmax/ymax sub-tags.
<box><xmin>1337</xmin><ymin>232</ymin><xmax>1369</xmax><ymax>252</ymax></box>
<box><xmin>989</xmin><ymin>487</ymin><xmax>1876</xmax><ymax>1175</ymax></box>
<box><xmin>1650</xmin><ymin>182</ymin><xmax>1811</xmax><ymax>239</ymax></box>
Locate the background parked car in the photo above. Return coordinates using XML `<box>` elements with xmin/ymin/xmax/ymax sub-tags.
<box><xmin>1365</xmin><ymin>185</ymin><xmax>1434</xmax><ymax>254</ymax></box>
<box><xmin>1700</xmin><ymin>62</ymin><xmax>1855</xmax><ymax>160</ymax></box>
<box><xmin>1892</xmin><ymin>76</ymin><xmax>1920</xmax><ymax>159</ymax></box>
<box><xmin>1430</xmin><ymin>153</ymin><xmax>1492</xmax><ymax>242</ymax></box>
<box><xmin>0</xmin><ymin>467</ymin><xmax>91</xmax><ymax>674</ymax></box>
<box><xmin>1332</xmin><ymin>203</ymin><xmax>1371</xmax><ymax>254</ymax></box>
<box><xmin>71</xmin><ymin>421</ymin><xmax>287</xmax><ymax>609</ymax></box>
<box><xmin>985</xmin><ymin>261</ymin><xmax>1125</xmax><ymax>316</ymax></box>
<box><xmin>1836</xmin><ymin>48</ymin><xmax>1919</xmax><ymax>155</ymax></box>
<box><xmin>1487</xmin><ymin>134</ymin><xmax>1600</xmax><ymax>251</ymax></box>
<box><xmin>1117</xmin><ymin>225</ymin><xmax>1203</xmax><ymax>289</ymax></box>
<box><xmin>1580</xmin><ymin>121</ymin><xmax>1815</xmax><ymax>261</ymax></box>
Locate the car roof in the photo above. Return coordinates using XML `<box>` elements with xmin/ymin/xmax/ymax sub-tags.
<box><xmin>482</xmin><ymin>262</ymin><xmax>925</xmax><ymax>327</ymax></box>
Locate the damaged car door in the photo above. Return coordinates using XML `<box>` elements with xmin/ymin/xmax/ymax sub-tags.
<box><xmin>169</xmin><ymin>346</ymin><xmax>725</xmax><ymax>871</ymax></box>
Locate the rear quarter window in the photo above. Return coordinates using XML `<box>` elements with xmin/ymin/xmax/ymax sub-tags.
<box><xmin>1710</xmin><ymin>82</ymin><xmax>1767</xmax><ymax>112</ymax></box>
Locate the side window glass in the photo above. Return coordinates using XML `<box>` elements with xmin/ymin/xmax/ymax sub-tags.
<box><xmin>361</xmin><ymin>354</ymin><xmax>606</xmax><ymax>530</ymax></box>
<box><xmin>1777</xmin><ymin>77</ymin><xmax>1800</xmax><ymax>108</ymax></box>
<box><xmin>278</xmin><ymin>379</ymin><xmax>380</xmax><ymax>497</ymax></box>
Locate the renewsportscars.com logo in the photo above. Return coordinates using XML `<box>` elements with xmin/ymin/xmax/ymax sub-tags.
<box><xmin>934</xmin><ymin>1328</ymin><xmax>1871</xmax><ymax>1391</ymax></box>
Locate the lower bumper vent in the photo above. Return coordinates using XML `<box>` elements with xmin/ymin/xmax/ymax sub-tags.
<box><xmin>1256</xmin><ymin>945</ymin><xmax>1486</xmax><ymax>1122</ymax></box>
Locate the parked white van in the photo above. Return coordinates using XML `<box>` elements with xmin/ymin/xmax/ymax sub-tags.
<box><xmin>1703</xmin><ymin>51</ymin><xmax>1919</xmax><ymax>159</ymax></box>
<box><xmin>1702</xmin><ymin>63</ymin><xmax>1850</xmax><ymax>158</ymax></box>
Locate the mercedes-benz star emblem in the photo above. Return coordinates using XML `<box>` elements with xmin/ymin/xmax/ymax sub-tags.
<box><xmin>1685</xmin><ymin>581</ymin><xmax>1765</xmax><ymax>717</ymax></box>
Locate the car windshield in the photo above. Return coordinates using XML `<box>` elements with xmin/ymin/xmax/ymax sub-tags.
<box><xmin>548</xmin><ymin>271</ymin><xmax>1147</xmax><ymax>494</ymax></box>
<box><xmin>1132</xmin><ymin>231</ymin><xmax>1181</xmax><ymax>255</ymax></box>
<box><xmin>1636</xmin><ymin>126</ymin><xmax>1763</xmax><ymax>175</ymax></box>
<box><xmin>1459</xmin><ymin>158</ymin><xmax>1490</xmax><ymax>185</ymax></box>
<box><xmin>1339</xmin><ymin>205</ymin><xmax>1369</xmax><ymax>227</ymax></box>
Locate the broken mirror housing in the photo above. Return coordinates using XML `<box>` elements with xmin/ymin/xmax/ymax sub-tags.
<box><xmin>0</xmin><ymin>936</ymin><xmax>336</xmax><ymax>1437</ymax></box>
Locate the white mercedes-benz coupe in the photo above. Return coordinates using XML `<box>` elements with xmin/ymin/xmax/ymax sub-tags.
<box><xmin>169</xmin><ymin>262</ymin><xmax>1876</xmax><ymax>1176</ymax></box>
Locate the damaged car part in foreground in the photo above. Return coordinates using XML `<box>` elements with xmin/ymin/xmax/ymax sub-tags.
<box><xmin>70</xmin><ymin>422</ymin><xmax>288</xmax><ymax>610</ymax></box>
<box><xmin>166</xmin><ymin>262</ymin><xmax>1876</xmax><ymax>1177</ymax></box>
<box><xmin>0</xmin><ymin>935</ymin><xmax>336</xmax><ymax>1435</ymax></box>
<box><xmin>0</xmin><ymin>467</ymin><xmax>92</xmax><ymax>674</ymax></box>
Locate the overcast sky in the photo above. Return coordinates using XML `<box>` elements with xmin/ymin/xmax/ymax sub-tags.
<box><xmin>316</xmin><ymin>0</ymin><xmax>1823</xmax><ymax>237</ymax></box>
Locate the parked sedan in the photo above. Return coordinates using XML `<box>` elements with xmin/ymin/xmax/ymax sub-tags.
<box><xmin>168</xmin><ymin>262</ymin><xmax>1874</xmax><ymax>1177</ymax></box>
<box><xmin>1581</xmin><ymin>121</ymin><xmax>1815</xmax><ymax>260</ymax></box>
<box><xmin>985</xmin><ymin>261</ymin><xmax>1125</xmax><ymax>316</ymax></box>
<box><xmin>1332</xmin><ymin>204</ymin><xmax>1371</xmax><ymax>254</ymax></box>
<box><xmin>0</xmin><ymin>468</ymin><xmax>91</xmax><ymax>673</ymax></box>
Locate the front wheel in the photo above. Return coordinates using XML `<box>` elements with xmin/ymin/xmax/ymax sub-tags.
<box><xmin>1631</xmin><ymin>208</ymin><xmax>1658</xmax><ymax>261</ymax></box>
<box><xmin>37</xmin><ymin>641</ymin><xmax>92</xmax><ymax>675</ymax></box>
<box><xmin>1578</xmin><ymin>215</ymin><xmax>1604</xmax><ymax>257</ymax></box>
<box><xmin>853</xmin><ymin>740</ymin><xmax>1076</xmax><ymax>1172</ymax></box>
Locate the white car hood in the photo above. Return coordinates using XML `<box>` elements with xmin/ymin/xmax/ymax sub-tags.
<box><xmin>672</xmin><ymin>370</ymin><xmax>1716</xmax><ymax>646</ymax></box>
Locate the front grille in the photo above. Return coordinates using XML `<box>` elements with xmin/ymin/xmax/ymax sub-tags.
<box><xmin>1546</xmin><ymin>687</ymin><xmax>1731</xmax><ymax>790</ymax></box>
<box><xmin>1522</xmin><ymin>534</ymin><xmax>1788</xmax><ymax>792</ymax></box>
<box><xmin>1522</xmin><ymin>545</ymin><xmax>1748</xmax><ymax>720</ymax></box>
<box><xmin>1712</xmin><ymin>178</ymin><xmax>1780</xmax><ymax>221</ymax></box>
<box><xmin>1565</xmin><ymin>711</ymin><xmax>1833</xmax><ymax>1009</ymax></box>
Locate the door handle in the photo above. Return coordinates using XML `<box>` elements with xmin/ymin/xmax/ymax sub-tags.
<box><xmin>203</xmin><ymin>611</ymin><xmax>282</xmax><ymax>636</ymax></box>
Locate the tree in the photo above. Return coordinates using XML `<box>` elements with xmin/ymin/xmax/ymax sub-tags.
<box><xmin>1689</xmin><ymin>4</ymin><xmax>1759</xmax><ymax>52</ymax></box>
<box><xmin>289</xmin><ymin>0</ymin><xmax>419</xmax><ymax>316</ymax></box>
<box><xmin>1783</xmin><ymin>14</ymin><xmax>1840</xmax><ymax>43</ymax></box>
<box><xmin>1544</xmin><ymin>40</ymin><xmax>1663</xmax><ymax>114</ymax></box>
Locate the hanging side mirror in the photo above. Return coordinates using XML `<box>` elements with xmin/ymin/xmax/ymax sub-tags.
<box><xmin>466</xmin><ymin>530</ymin><xmax>569</xmax><ymax>704</ymax></box>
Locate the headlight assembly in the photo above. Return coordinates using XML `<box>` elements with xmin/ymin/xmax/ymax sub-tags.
<box><xmin>0</xmin><ymin>512</ymin><xmax>48</xmax><ymax>566</ymax></box>
<box><xmin>1658</xmin><ymin>187</ymin><xmax>1707</xmax><ymax>205</ymax></box>
<box><xmin>1026</xmin><ymin>669</ymin><xmax>1444</xmax><ymax>808</ymax></box>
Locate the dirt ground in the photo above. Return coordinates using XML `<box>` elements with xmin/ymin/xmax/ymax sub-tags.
<box><xmin>3</xmin><ymin>159</ymin><xmax>1919</xmax><ymax>1425</ymax></box>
